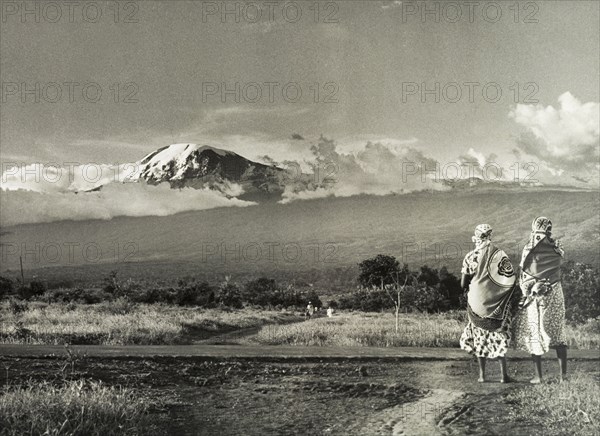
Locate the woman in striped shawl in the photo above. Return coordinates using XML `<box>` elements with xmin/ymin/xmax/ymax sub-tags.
<box><xmin>513</xmin><ymin>217</ymin><xmax>568</xmax><ymax>383</ymax></box>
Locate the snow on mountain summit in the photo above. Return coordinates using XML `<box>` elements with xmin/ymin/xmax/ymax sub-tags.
<box><xmin>125</xmin><ymin>143</ymin><xmax>286</xmax><ymax>201</ymax></box>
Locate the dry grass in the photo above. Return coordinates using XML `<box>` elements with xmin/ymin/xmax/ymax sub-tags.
<box><xmin>252</xmin><ymin>312</ymin><xmax>466</xmax><ymax>347</ymax></box>
<box><xmin>0</xmin><ymin>380</ymin><xmax>159</xmax><ymax>436</ymax></box>
<box><xmin>506</xmin><ymin>371</ymin><xmax>600</xmax><ymax>435</ymax></box>
<box><xmin>0</xmin><ymin>301</ymin><xmax>295</xmax><ymax>345</ymax></box>
<box><xmin>252</xmin><ymin>311</ymin><xmax>600</xmax><ymax>349</ymax></box>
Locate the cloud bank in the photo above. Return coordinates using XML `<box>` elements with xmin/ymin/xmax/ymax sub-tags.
<box><xmin>279</xmin><ymin>136</ymin><xmax>448</xmax><ymax>203</ymax></box>
<box><xmin>0</xmin><ymin>183</ymin><xmax>255</xmax><ymax>226</ymax></box>
<box><xmin>510</xmin><ymin>92</ymin><xmax>600</xmax><ymax>172</ymax></box>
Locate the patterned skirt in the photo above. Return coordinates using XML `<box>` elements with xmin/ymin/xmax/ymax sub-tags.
<box><xmin>512</xmin><ymin>282</ymin><xmax>567</xmax><ymax>355</ymax></box>
<box><xmin>460</xmin><ymin>315</ymin><xmax>513</xmax><ymax>359</ymax></box>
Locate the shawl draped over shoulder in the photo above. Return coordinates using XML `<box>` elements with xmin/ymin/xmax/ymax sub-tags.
<box><xmin>466</xmin><ymin>242</ymin><xmax>517</xmax><ymax>330</ymax></box>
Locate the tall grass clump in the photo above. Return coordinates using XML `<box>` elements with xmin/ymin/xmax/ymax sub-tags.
<box><xmin>505</xmin><ymin>371</ymin><xmax>600</xmax><ymax>436</ymax></box>
<box><xmin>252</xmin><ymin>312</ymin><xmax>465</xmax><ymax>347</ymax></box>
<box><xmin>0</xmin><ymin>380</ymin><xmax>159</xmax><ymax>436</ymax></box>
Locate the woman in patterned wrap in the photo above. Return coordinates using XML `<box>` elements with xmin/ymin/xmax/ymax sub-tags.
<box><xmin>512</xmin><ymin>217</ymin><xmax>568</xmax><ymax>383</ymax></box>
<box><xmin>459</xmin><ymin>224</ymin><xmax>518</xmax><ymax>383</ymax></box>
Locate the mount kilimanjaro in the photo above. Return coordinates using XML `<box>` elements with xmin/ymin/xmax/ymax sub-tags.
<box><xmin>122</xmin><ymin>143</ymin><xmax>287</xmax><ymax>201</ymax></box>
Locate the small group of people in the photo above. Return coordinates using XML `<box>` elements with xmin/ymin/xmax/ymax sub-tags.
<box><xmin>460</xmin><ymin>217</ymin><xmax>567</xmax><ymax>384</ymax></box>
<box><xmin>305</xmin><ymin>302</ymin><xmax>335</xmax><ymax>319</ymax></box>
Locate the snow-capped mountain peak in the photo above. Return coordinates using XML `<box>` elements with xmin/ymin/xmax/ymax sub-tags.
<box><xmin>125</xmin><ymin>143</ymin><xmax>285</xmax><ymax>201</ymax></box>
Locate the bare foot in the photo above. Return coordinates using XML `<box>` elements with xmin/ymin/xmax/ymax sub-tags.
<box><xmin>477</xmin><ymin>377</ymin><xmax>486</xmax><ymax>383</ymax></box>
<box><xmin>501</xmin><ymin>375</ymin><xmax>515</xmax><ymax>383</ymax></box>
<box><xmin>530</xmin><ymin>377</ymin><xmax>542</xmax><ymax>384</ymax></box>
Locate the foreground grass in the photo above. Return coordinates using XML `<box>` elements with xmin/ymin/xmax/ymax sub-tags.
<box><xmin>0</xmin><ymin>301</ymin><xmax>296</xmax><ymax>345</ymax></box>
<box><xmin>0</xmin><ymin>380</ymin><xmax>159</xmax><ymax>436</ymax></box>
<box><xmin>506</xmin><ymin>372</ymin><xmax>600</xmax><ymax>436</ymax></box>
<box><xmin>252</xmin><ymin>312</ymin><xmax>600</xmax><ymax>349</ymax></box>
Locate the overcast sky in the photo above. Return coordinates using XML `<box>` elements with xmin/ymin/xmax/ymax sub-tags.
<box><xmin>1</xmin><ymin>0</ymin><xmax>599</xmax><ymax>186</ymax></box>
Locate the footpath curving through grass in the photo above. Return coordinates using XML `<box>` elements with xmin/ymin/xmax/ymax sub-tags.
<box><xmin>0</xmin><ymin>301</ymin><xmax>297</xmax><ymax>345</ymax></box>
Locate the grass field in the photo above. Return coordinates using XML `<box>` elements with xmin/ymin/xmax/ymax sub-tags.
<box><xmin>2</xmin><ymin>302</ymin><xmax>598</xmax><ymax>349</ymax></box>
<box><xmin>0</xmin><ymin>301</ymin><xmax>297</xmax><ymax>345</ymax></box>
<box><xmin>252</xmin><ymin>312</ymin><xmax>600</xmax><ymax>350</ymax></box>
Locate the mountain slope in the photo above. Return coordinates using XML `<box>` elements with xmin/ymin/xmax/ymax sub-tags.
<box><xmin>2</xmin><ymin>190</ymin><xmax>598</xmax><ymax>286</ymax></box>
<box><xmin>125</xmin><ymin>143</ymin><xmax>286</xmax><ymax>200</ymax></box>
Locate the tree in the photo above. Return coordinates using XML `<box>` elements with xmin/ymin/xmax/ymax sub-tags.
<box><xmin>358</xmin><ymin>255</ymin><xmax>403</xmax><ymax>288</ymax></box>
<box><xmin>383</xmin><ymin>271</ymin><xmax>418</xmax><ymax>333</ymax></box>
<box><xmin>439</xmin><ymin>266</ymin><xmax>462</xmax><ymax>309</ymax></box>
<box><xmin>417</xmin><ymin>265</ymin><xmax>439</xmax><ymax>287</ymax></box>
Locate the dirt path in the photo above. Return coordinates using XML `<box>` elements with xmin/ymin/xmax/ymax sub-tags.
<box><xmin>359</xmin><ymin>388</ymin><xmax>466</xmax><ymax>435</ymax></box>
<box><xmin>1</xmin><ymin>346</ymin><xmax>598</xmax><ymax>435</ymax></box>
<box><xmin>1</xmin><ymin>344</ymin><xmax>597</xmax><ymax>360</ymax></box>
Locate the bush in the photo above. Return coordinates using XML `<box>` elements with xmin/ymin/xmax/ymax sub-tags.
<box><xmin>562</xmin><ymin>261</ymin><xmax>600</xmax><ymax>324</ymax></box>
<box><xmin>216</xmin><ymin>283</ymin><xmax>243</xmax><ymax>308</ymax></box>
<box><xmin>338</xmin><ymin>289</ymin><xmax>394</xmax><ymax>312</ymax></box>
<box><xmin>40</xmin><ymin>288</ymin><xmax>112</xmax><ymax>304</ymax></box>
<box><xmin>0</xmin><ymin>276</ymin><xmax>14</xmax><ymax>298</ymax></box>
<box><xmin>17</xmin><ymin>280</ymin><xmax>47</xmax><ymax>300</ymax></box>
<box><xmin>130</xmin><ymin>287</ymin><xmax>175</xmax><ymax>305</ymax></box>
<box><xmin>174</xmin><ymin>281</ymin><xmax>215</xmax><ymax>306</ymax></box>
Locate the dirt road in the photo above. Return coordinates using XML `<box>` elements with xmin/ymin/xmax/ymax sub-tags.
<box><xmin>1</xmin><ymin>345</ymin><xmax>598</xmax><ymax>435</ymax></box>
<box><xmin>1</xmin><ymin>344</ymin><xmax>598</xmax><ymax>360</ymax></box>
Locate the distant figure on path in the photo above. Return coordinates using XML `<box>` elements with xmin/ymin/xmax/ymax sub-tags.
<box><xmin>459</xmin><ymin>224</ymin><xmax>519</xmax><ymax>383</ymax></box>
<box><xmin>327</xmin><ymin>307</ymin><xmax>334</xmax><ymax>317</ymax></box>
<box><xmin>512</xmin><ymin>217</ymin><xmax>568</xmax><ymax>383</ymax></box>
<box><xmin>306</xmin><ymin>302</ymin><xmax>315</xmax><ymax>319</ymax></box>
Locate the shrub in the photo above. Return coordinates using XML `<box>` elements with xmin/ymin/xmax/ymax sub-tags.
<box><xmin>338</xmin><ymin>288</ymin><xmax>394</xmax><ymax>312</ymax></box>
<box><xmin>130</xmin><ymin>287</ymin><xmax>175</xmax><ymax>305</ymax></box>
<box><xmin>40</xmin><ymin>288</ymin><xmax>113</xmax><ymax>304</ymax></box>
<box><xmin>244</xmin><ymin>277</ymin><xmax>279</xmax><ymax>306</ymax></box>
<box><xmin>0</xmin><ymin>276</ymin><xmax>13</xmax><ymax>298</ymax></box>
<box><xmin>175</xmin><ymin>281</ymin><xmax>215</xmax><ymax>306</ymax></box>
<box><xmin>562</xmin><ymin>261</ymin><xmax>600</xmax><ymax>324</ymax></box>
<box><xmin>17</xmin><ymin>280</ymin><xmax>47</xmax><ymax>300</ymax></box>
<box><xmin>8</xmin><ymin>298</ymin><xmax>29</xmax><ymax>315</ymax></box>
<box><xmin>216</xmin><ymin>283</ymin><xmax>243</xmax><ymax>308</ymax></box>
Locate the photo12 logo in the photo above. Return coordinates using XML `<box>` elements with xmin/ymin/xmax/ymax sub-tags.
<box><xmin>1</xmin><ymin>162</ymin><xmax>139</xmax><ymax>186</ymax></box>
<box><xmin>0</xmin><ymin>241</ymin><xmax>139</xmax><ymax>265</ymax></box>
<box><xmin>201</xmin><ymin>1</ymin><xmax>340</xmax><ymax>24</ymax></box>
<box><xmin>1</xmin><ymin>1</ymin><xmax>140</xmax><ymax>23</ymax></box>
<box><xmin>401</xmin><ymin>82</ymin><xmax>539</xmax><ymax>104</ymax></box>
<box><xmin>201</xmin><ymin>81</ymin><xmax>339</xmax><ymax>104</ymax></box>
<box><xmin>399</xmin><ymin>1</ymin><xmax>539</xmax><ymax>24</ymax></box>
<box><xmin>1</xmin><ymin>82</ymin><xmax>139</xmax><ymax>104</ymax></box>
<box><xmin>200</xmin><ymin>241</ymin><xmax>339</xmax><ymax>264</ymax></box>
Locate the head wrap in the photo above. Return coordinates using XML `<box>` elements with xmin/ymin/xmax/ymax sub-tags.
<box><xmin>472</xmin><ymin>224</ymin><xmax>493</xmax><ymax>245</ymax></box>
<box><xmin>532</xmin><ymin>216</ymin><xmax>552</xmax><ymax>235</ymax></box>
<box><xmin>520</xmin><ymin>216</ymin><xmax>564</xmax><ymax>279</ymax></box>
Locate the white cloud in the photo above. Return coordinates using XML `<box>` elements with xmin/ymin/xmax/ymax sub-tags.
<box><xmin>0</xmin><ymin>183</ymin><xmax>255</xmax><ymax>226</ymax></box>
<box><xmin>1</xmin><ymin>162</ymin><xmax>137</xmax><ymax>193</ymax></box>
<box><xmin>510</xmin><ymin>92</ymin><xmax>600</xmax><ymax>171</ymax></box>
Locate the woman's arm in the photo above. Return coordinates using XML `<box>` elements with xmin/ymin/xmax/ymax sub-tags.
<box><xmin>461</xmin><ymin>273</ymin><xmax>472</xmax><ymax>291</ymax></box>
